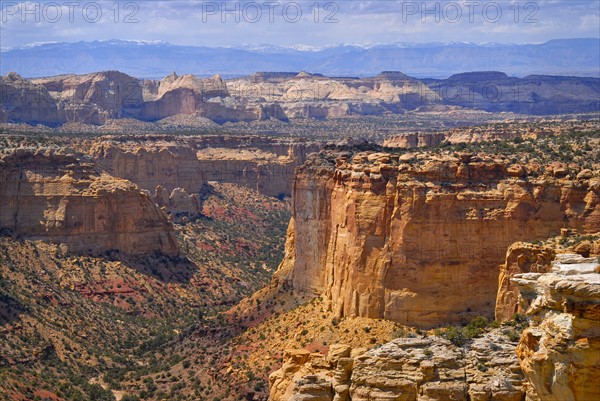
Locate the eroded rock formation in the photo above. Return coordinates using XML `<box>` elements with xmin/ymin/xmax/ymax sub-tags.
<box><xmin>383</xmin><ymin>124</ymin><xmax>555</xmax><ymax>149</ymax></box>
<box><xmin>3</xmin><ymin>70</ymin><xmax>598</xmax><ymax>126</ymax></box>
<box><xmin>495</xmin><ymin>243</ymin><xmax>556</xmax><ymax>323</ymax></box>
<box><xmin>89</xmin><ymin>136</ymin><xmax>321</xmax><ymax>197</ymax></box>
<box><xmin>269</xmin><ymin>332</ymin><xmax>526</xmax><ymax>401</ymax></box>
<box><xmin>0</xmin><ymin>149</ymin><xmax>178</xmax><ymax>255</ymax></box>
<box><xmin>275</xmin><ymin>149</ymin><xmax>599</xmax><ymax>327</ymax></box>
<box><xmin>0</xmin><ymin>71</ymin><xmax>279</xmax><ymax>125</ymax></box>
<box><xmin>513</xmin><ymin>253</ymin><xmax>600</xmax><ymax>401</ymax></box>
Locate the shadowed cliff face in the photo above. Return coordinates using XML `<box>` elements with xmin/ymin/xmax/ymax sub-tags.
<box><xmin>0</xmin><ymin>149</ymin><xmax>179</xmax><ymax>256</ymax></box>
<box><xmin>277</xmin><ymin>150</ymin><xmax>600</xmax><ymax>328</ymax></box>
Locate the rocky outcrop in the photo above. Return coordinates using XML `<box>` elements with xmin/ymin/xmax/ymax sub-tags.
<box><xmin>0</xmin><ymin>72</ymin><xmax>63</xmax><ymax>125</ymax></box>
<box><xmin>269</xmin><ymin>332</ymin><xmax>526</xmax><ymax>401</ymax></box>
<box><xmin>155</xmin><ymin>186</ymin><xmax>203</xmax><ymax>216</ymax></box>
<box><xmin>384</xmin><ymin>132</ymin><xmax>448</xmax><ymax>148</ymax></box>
<box><xmin>0</xmin><ymin>149</ymin><xmax>178</xmax><ymax>255</ymax></box>
<box><xmin>228</xmin><ymin>71</ymin><xmax>439</xmax><ymax>119</ymax></box>
<box><xmin>513</xmin><ymin>253</ymin><xmax>600</xmax><ymax>401</ymax></box>
<box><xmin>4</xmin><ymin>69</ymin><xmax>598</xmax><ymax>126</ymax></box>
<box><xmin>383</xmin><ymin>124</ymin><xmax>555</xmax><ymax>149</ymax></box>
<box><xmin>275</xmin><ymin>150</ymin><xmax>599</xmax><ymax>327</ymax></box>
<box><xmin>495</xmin><ymin>243</ymin><xmax>556</xmax><ymax>323</ymax></box>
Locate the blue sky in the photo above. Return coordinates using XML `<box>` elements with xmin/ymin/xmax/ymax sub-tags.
<box><xmin>0</xmin><ymin>0</ymin><xmax>599</xmax><ymax>49</ymax></box>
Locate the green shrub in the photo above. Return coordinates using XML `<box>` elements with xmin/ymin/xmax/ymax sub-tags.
<box><xmin>443</xmin><ymin>326</ymin><xmax>468</xmax><ymax>347</ymax></box>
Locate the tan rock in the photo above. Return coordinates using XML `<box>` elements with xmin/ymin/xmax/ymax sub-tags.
<box><xmin>495</xmin><ymin>243</ymin><xmax>556</xmax><ymax>322</ymax></box>
<box><xmin>89</xmin><ymin>136</ymin><xmax>320</xmax><ymax>197</ymax></box>
<box><xmin>577</xmin><ymin>169</ymin><xmax>593</xmax><ymax>180</ymax></box>
<box><xmin>513</xmin><ymin>253</ymin><xmax>600</xmax><ymax>401</ymax></box>
<box><xmin>0</xmin><ymin>150</ymin><xmax>178</xmax><ymax>256</ymax></box>
<box><xmin>269</xmin><ymin>333</ymin><xmax>526</xmax><ymax>401</ymax></box>
<box><xmin>327</xmin><ymin>344</ymin><xmax>351</xmax><ymax>365</ymax></box>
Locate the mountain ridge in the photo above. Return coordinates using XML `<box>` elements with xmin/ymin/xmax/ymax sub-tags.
<box><xmin>1</xmin><ymin>38</ymin><xmax>598</xmax><ymax>79</ymax></box>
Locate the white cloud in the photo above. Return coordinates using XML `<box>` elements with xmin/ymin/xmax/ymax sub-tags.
<box><xmin>0</xmin><ymin>0</ymin><xmax>598</xmax><ymax>48</ymax></box>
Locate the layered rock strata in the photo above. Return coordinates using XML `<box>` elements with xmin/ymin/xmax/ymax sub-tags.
<box><xmin>276</xmin><ymin>150</ymin><xmax>599</xmax><ymax>327</ymax></box>
<box><xmin>0</xmin><ymin>149</ymin><xmax>178</xmax><ymax>255</ymax></box>
<box><xmin>0</xmin><ymin>71</ymin><xmax>280</xmax><ymax>125</ymax></box>
<box><xmin>514</xmin><ymin>253</ymin><xmax>600</xmax><ymax>401</ymax></box>
<box><xmin>89</xmin><ymin>136</ymin><xmax>321</xmax><ymax>197</ymax></box>
<box><xmin>3</xmin><ymin>70</ymin><xmax>599</xmax><ymax>126</ymax></box>
<box><xmin>383</xmin><ymin>125</ymin><xmax>554</xmax><ymax>149</ymax></box>
<box><xmin>269</xmin><ymin>333</ymin><xmax>526</xmax><ymax>401</ymax></box>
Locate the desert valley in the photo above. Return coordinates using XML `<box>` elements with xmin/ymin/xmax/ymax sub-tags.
<box><xmin>0</xmin><ymin>3</ymin><xmax>599</xmax><ymax>399</ymax></box>
<box><xmin>0</xmin><ymin>65</ymin><xmax>598</xmax><ymax>401</ymax></box>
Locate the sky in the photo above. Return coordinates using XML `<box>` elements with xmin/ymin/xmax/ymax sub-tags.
<box><xmin>0</xmin><ymin>0</ymin><xmax>599</xmax><ymax>49</ymax></box>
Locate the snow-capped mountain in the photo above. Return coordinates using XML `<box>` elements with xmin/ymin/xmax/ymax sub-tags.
<box><xmin>1</xmin><ymin>38</ymin><xmax>598</xmax><ymax>78</ymax></box>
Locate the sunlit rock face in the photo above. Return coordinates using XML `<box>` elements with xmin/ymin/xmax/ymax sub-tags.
<box><xmin>274</xmin><ymin>149</ymin><xmax>599</xmax><ymax>327</ymax></box>
<box><xmin>514</xmin><ymin>253</ymin><xmax>600</xmax><ymax>401</ymax></box>
<box><xmin>269</xmin><ymin>333</ymin><xmax>527</xmax><ymax>401</ymax></box>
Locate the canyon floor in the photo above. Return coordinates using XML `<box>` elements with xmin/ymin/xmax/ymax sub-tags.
<box><xmin>0</xmin><ymin>117</ymin><xmax>598</xmax><ymax>401</ymax></box>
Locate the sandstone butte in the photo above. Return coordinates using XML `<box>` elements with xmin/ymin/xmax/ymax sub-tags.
<box><xmin>514</xmin><ymin>252</ymin><xmax>600</xmax><ymax>401</ymax></box>
<box><xmin>0</xmin><ymin>149</ymin><xmax>178</xmax><ymax>256</ymax></box>
<box><xmin>271</xmin><ymin>150</ymin><xmax>600</xmax><ymax>328</ymax></box>
<box><xmin>0</xmin><ymin>71</ymin><xmax>284</xmax><ymax>125</ymax></box>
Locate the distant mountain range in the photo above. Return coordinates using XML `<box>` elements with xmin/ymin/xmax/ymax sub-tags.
<box><xmin>1</xmin><ymin>38</ymin><xmax>599</xmax><ymax>79</ymax></box>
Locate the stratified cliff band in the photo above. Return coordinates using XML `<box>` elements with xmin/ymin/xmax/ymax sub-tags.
<box><xmin>274</xmin><ymin>149</ymin><xmax>599</xmax><ymax>327</ymax></box>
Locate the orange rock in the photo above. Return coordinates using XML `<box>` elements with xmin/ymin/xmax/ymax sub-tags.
<box><xmin>275</xmin><ymin>150</ymin><xmax>600</xmax><ymax>328</ymax></box>
<box><xmin>495</xmin><ymin>242</ymin><xmax>555</xmax><ymax>322</ymax></box>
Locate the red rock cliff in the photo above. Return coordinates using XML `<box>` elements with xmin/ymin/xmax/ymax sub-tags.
<box><xmin>277</xmin><ymin>150</ymin><xmax>599</xmax><ymax>327</ymax></box>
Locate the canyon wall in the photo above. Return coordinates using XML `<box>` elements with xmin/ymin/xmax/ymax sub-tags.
<box><xmin>277</xmin><ymin>150</ymin><xmax>599</xmax><ymax>327</ymax></box>
<box><xmin>383</xmin><ymin>124</ymin><xmax>554</xmax><ymax>149</ymax></box>
<box><xmin>0</xmin><ymin>71</ymin><xmax>272</xmax><ymax>125</ymax></box>
<box><xmin>0</xmin><ymin>149</ymin><xmax>178</xmax><ymax>256</ymax></box>
<box><xmin>89</xmin><ymin>136</ymin><xmax>321</xmax><ymax>197</ymax></box>
<box><xmin>514</xmin><ymin>253</ymin><xmax>600</xmax><ymax>401</ymax></box>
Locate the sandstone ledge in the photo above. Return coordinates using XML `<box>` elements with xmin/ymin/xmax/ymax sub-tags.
<box><xmin>269</xmin><ymin>332</ymin><xmax>526</xmax><ymax>401</ymax></box>
<box><xmin>514</xmin><ymin>253</ymin><xmax>600</xmax><ymax>401</ymax></box>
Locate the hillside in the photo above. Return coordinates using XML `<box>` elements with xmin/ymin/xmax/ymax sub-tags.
<box><xmin>0</xmin><ymin>120</ymin><xmax>598</xmax><ymax>400</ymax></box>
